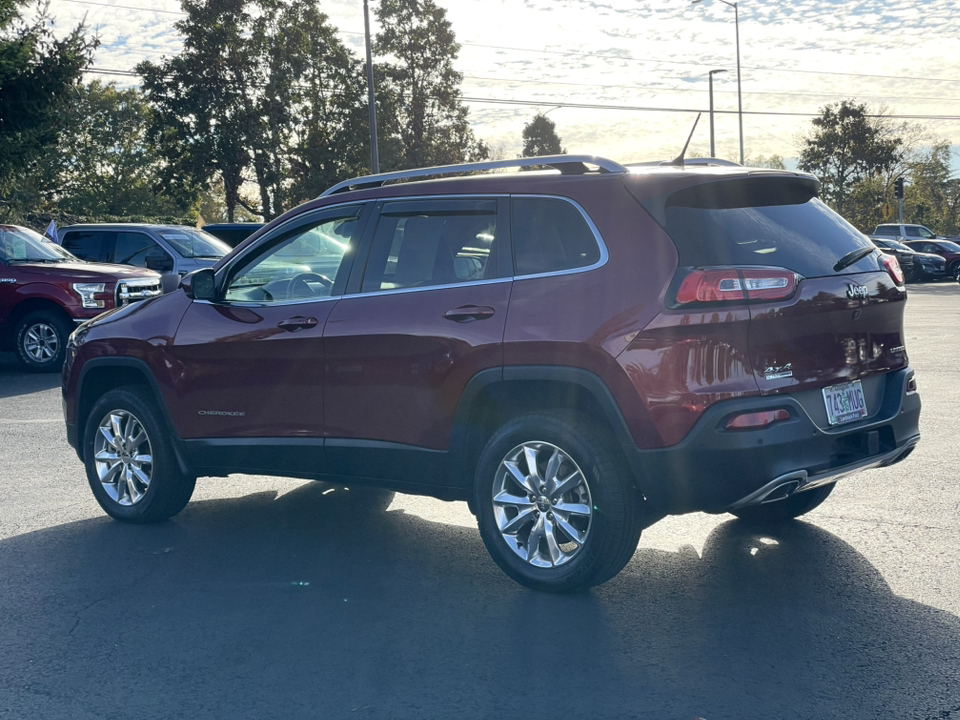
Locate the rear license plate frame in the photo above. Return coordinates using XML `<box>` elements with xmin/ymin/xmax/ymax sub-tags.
<box><xmin>822</xmin><ymin>380</ymin><xmax>868</xmax><ymax>426</ymax></box>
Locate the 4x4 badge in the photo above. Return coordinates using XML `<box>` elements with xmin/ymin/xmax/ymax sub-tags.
<box><xmin>846</xmin><ymin>283</ymin><xmax>869</xmax><ymax>299</ymax></box>
<box><xmin>764</xmin><ymin>363</ymin><xmax>793</xmax><ymax>380</ymax></box>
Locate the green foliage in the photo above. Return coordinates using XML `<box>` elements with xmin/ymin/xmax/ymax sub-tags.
<box><xmin>746</xmin><ymin>154</ymin><xmax>786</xmax><ymax>170</ymax></box>
<box><xmin>521</xmin><ymin>113</ymin><xmax>565</xmax><ymax>158</ymax></box>
<box><xmin>903</xmin><ymin>141</ymin><xmax>960</xmax><ymax>235</ymax></box>
<box><xmin>32</xmin><ymin>81</ymin><xmax>195</xmax><ymax>218</ymax></box>
<box><xmin>798</xmin><ymin>100</ymin><xmax>902</xmax><ymax>217</ymax></box>
<box><xmin>138</xmin><ymin>0</ymin><xmax>372</xmax><ymax>221</ymax></box>
<box><xmin>374</xmin><ymin>0</ymin><xmax>488</xmax><ymax>170</ymax></box>
<box><xmin>0</xmin><ymin>0</ymin><xmax>97</xmax><ymax>210</ymax></box>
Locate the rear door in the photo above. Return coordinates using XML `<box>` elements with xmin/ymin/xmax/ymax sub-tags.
<box><xmin>322</xmin><ymin>197</ymin><xmax>510</xmax><ymax>483</ymax></box>
<box><xmin>661</xmin><ymin>177</ymin><xmax>907</xmax><ymax>421</ymax></box>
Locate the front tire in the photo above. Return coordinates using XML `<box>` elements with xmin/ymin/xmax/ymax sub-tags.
<box><xmin>84</xmin><ymin>387</ymin><xmax>196</xmax><ymax>523</ymax></box>
<box><xmin>15</xmin><ymin>310</ymin><xmax>71</xmax><ymax>372</ymax></box>
<box><xmin>474</xmin><ymin>412</ymin><xmax>644</xmax><ymax>593</ymax></box>
<box><xmin>731</xmin><ymin>483</ymin><xmax>834</xmax><ymax>525</ymax></box>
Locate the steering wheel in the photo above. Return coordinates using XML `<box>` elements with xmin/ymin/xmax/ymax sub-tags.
<box><xmin>289</xmin><ymin>272</ymin><xmax>334</xmax><ymax>298</ymax></box>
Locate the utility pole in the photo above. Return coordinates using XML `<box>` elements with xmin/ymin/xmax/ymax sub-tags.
<box><xmin>708</xmin><ymin>69</ymin><xmax>726</xmax><ymax>157</ymax></box>
<box><xmin>363</xmin><ymin>0</ymin><xmax>380</xmax><ymax>174</ymax></box>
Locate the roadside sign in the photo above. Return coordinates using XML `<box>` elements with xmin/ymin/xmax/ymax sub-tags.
<box><xmin>882</xmin><ymin>202</ymin><xmax>893</xmax><ymax>220</ymax></box>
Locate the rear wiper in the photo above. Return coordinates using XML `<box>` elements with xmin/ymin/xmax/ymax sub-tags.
<box><xmin>834</xmin><ymin>246</ymin><xmax>875</xmax><ymax>272</ymax></box>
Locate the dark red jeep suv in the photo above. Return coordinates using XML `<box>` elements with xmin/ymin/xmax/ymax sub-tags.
<box><xmin>62</xmin><ymin>156</ymin><xmax>921</xmax><ymax>592</ymax></box>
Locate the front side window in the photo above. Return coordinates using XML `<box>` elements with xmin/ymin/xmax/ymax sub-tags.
<box><xmin>224</xmin><ymin>214</ymin><xmax>358</xmax><ymax>303</ymax></box>
<box><xmin>512</xmin><ymin>197</ymin><xmax>601</xmax><ymax>276</ymax></box>
<box><xmin>362</xmin><ymin>199</ymin><xmax>499</xmax><ymax>292</ymax></box>
<box><xmin>156</xmin><ymin>228</ymin><xmax>230</xmax><ymax>259</ymax></box>
<box><xmin>113</xmin><ymin>232</ymin><xmax>162</xmax><ymax>267</ymax></box>
<box><xmin>918</xmin><ymin>227</ymin><xmax>936</xmax><ymax>239</ymax></box>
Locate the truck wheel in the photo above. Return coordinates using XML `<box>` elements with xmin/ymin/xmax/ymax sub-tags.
<box><xmin>84</xmin><ymin>387</ymin><xmax>196</xmax><ymax>523</ymax></box>
<box><xmin>474</xmin><ymin>412</ymin><xmax>644</xmax><ymax>593</ymax></box>
<box><xmin>731</xmin><ymin>483</ymin><xmax>834</xmax><ymax>525</ymax></box>
<box><xmin>15</xmin><ymin>310</ymin><xmax>72</xmax><ymax>372</ymax></box>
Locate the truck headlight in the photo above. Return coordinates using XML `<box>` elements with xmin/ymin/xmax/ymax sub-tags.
<box><xmin>72</xmin><ymin>283</ymin><xmax>106</xmax><ymax>309</ymax></box>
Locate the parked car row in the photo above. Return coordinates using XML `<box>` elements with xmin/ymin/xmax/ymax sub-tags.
<box><xmin>871</xmin><ymin>223</ymin><xmax>960</xmax><ymax>281</ymax></box>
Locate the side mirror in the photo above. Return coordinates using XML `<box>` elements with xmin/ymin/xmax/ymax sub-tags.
<box><xmin>180</xmin><ymin>268</ymin><xmax>216</xmax><ymax>301</ymax></box>
<box><xmin>145</xmin><ymin>251</ymin><xmax>174</xmax><ymax>272</ymax></box>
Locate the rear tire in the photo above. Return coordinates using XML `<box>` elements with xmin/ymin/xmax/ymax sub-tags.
<box><xmin>731</xmin><ymin>483</ymin><xmax>834</xmax><ymax>525</ymax></box>
<box><xmin>474</xmin><ymin>412</ymin><xmax>644</xmax><ymax>593</ymax></box>
<box><xmin>84</xmin><ymin>387</ymin><xmax>196</xmax><ymax>523</ymax></box>
<box><xmin>15</xmin><ymin>310</ymin><xmax>72</xmax><ymax>372</ymax></box>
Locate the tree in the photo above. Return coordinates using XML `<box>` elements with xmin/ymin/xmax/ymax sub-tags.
<box><xmin>521</xmin><ymin>113</ymin><xmax>565</xmax><ymax>157</ymax></box>
<box><xmin>139</xmin><ymin>0</ymin><xmax>370</xmax><ymax>221</ymax></box>
<box><xmin>745</xmin><ymin>154</ymin><xmax>785</xmax><ymax>170</ymax></box>
<box><xmin>374</xmin><ymin>0</ymin><xmax>487</xmax><ymax>170</ymax></box>
<box><xmin>0</xmin><ymin>0</ymin><xmax>97</xmax><ymax>212</ymax></box>
<box><xmin>798</xmin><ymin>100</ymin><xmax>902</xmax><ymax>217</ymax></box>
<box><xmin>31</xmin><ymin>80</ymin><xmax>195</xmax><ymax>218</ymax></box>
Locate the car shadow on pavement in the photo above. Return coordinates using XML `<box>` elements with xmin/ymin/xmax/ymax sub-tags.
<box><xmin>0</xmin><ymin>481</ymin><xmax>957</xmax><ymax>720</ymax></box>
<box><xmin>0</xmin><ymin>351</ymin><xmax>61</xmax><ymax>399</ymax></box>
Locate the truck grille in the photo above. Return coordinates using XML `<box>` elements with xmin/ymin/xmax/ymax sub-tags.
<box><xmin>116</xmin><ymin>277</ymin><xmax>163</xmax><ymax>306</ymax></box>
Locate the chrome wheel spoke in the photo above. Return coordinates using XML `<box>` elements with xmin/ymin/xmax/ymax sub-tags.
<box><xmin>525</xmin><ymin>515</ymin><xmax>545</xmax><ymax>563</ymax></box>
<box><xmin>554</xmin><ymin>501</ymin><xmax>590</xmax><ymax>517</ymax></box>
<box><xmin>552</xmin><ymin>470</ymin><xmax>584</xmax><ymax>500</ymax></box>
<box><xmin>543</xmin><ymin>447</ymin><xmax>562</xmax><ymax>493</ymax></box>
<box><xmin>500</xmin><ymin>507</ymin><xmax>537</xmax><ymax>535</ymax></box>
<box><xmin>523</xmin><ymin>446</ymin><xmax>542</xmax><ymax>485</ymax></box>
<box><xmin>504</xmin><ymin>460</ymin><xmax>537</xmax><ymax>495</ymax></box>
<box><xmin>130</xmin><ymin>465</ymin><xmax>151</xmax><ymax>490</ymax></box>
<box><xmin>132</xmin><ymin>453</ymin><xmax>152</xmax><ymax>466</ymax></box>
<box><xmin>543</xmin><ymin>516</ymin><xmax>563</xmax><ymax>565</ymax></box>
<box><xmin>552</xmin><ymin>511</ymin><xmax>586</xmax><ymax>546</ymax></box>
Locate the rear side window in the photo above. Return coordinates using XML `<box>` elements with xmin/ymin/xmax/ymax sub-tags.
<box><xmin>874</xmin><ymin>226</ymin><xmax>897</xmax><ymax>236</ymax></box>
<box><xmin>362</xmin><ymin>199</ymin><xmax>499</xmax><ymax>292</ymax></box>
<box><xmin>512</xmin><ymin>197</ymin><xmax>601</xmax><ymax>276</ymax></box>
<box><xmin>663</xmin><ymin>179</ymin><xmax>879</xmax><ymax>278</ymax></box>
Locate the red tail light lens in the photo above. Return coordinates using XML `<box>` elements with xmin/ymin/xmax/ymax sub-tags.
<box><xmin>880</xmin><ymin>254</ymin><xmax>905</xmax><ymax>286</ymax></box>
<box><xmin>725</xmin><ymin>408</ymin><xmax>791</xmax><ymax>430</ymax></box>
<box><xmin>675</xmin><ymin>267</ymin><xmax>799</xmax><ymax>305</ymax></box>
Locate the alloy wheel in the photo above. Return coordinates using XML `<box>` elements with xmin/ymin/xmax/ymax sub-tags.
<box><xmin>93</xmin><ymin>409</ymin><xmax>154</xmax><ymax>506</ymax></box>
<box><xmin>22</xmin><ymin>322</ymin><xmax>59</xmax><ymax>363</ymax></box>
<box><xmin>492</xmin><ymin>441</ymin><xmax>593</xmax><ymax>568</ymax></box>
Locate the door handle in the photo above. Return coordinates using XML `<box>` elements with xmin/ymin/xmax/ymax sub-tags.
<box><xmin>277</xmin><ymin>316</ymin><xmax>319</xmax><ymax>332</ymax></box>
<box><xmin>444</xmin><ymin>305</ymin><xmax>496</xmax><ymax>323</ymax></box>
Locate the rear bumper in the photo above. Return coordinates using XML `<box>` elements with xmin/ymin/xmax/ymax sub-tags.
<box><xmin>635</xmin><ymin>367</ymin><xmax>921</xmax><ymax>515</ymax></box>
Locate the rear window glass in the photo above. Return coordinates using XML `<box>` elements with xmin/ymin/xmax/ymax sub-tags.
<box><xmin>513</xmin><ymin>197</ymin><xmax>601</xmax><ymax>276</ymax></box>
<box><xmin>664</xmin><ymin>181</ymin><xmax>879</xmax><ymax>278</ymax></box>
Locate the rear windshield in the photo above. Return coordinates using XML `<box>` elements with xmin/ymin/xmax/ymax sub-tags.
<box><xmin>664</xmin><ymin>179</ymin><xmax>880</xmax><ymax>278</ymax></box>
<box><xmin>156</xmin><ymin>228</ymin><xmax>231</xmax><ymax>259</ymax></box>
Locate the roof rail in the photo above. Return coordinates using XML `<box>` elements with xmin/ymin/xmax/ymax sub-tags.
<box><xmin>319</xmin><ymin>155</ymin><xmax>628</xmax><ymax>197</ymax></box>
<box><xmin>625</xmin><ymin>157</ymin><xmax>742</xmax><ymax>168</ymax></box>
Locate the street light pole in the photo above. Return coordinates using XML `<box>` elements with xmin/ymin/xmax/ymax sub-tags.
<box><xmin>708</xmin><ymin>69</ymin><xmax>726</xmax><ymax>157</ymax></box>
<box><xmin>363</xmin><ymin>0</ymin><xmax>380</xmax><ymax>174</ymax></box>
<box><xmin>692</xmin><ymin>0</ymin><xmax>744</xmax><ymax>164</ymax></box>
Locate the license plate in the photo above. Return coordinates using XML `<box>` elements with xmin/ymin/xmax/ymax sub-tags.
<box><xmin>822</xmin><ymin>380</ymin><xmax>868</xmax><ymax>426</ymax></box>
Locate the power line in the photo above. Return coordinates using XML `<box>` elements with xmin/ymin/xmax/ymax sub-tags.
<box><xmin>55</xmin><ymin>0</ymin><xmax>960</xmax><ymax>86</ymax></box>
<box><xmin>460</xmin><ymin>96</ymin><xmax>960</xmax><ymax>121</ymax></box>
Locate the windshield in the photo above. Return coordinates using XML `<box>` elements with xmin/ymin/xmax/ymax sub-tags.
<box><xmin>0</xmin><ymin>225</ymin><xmax>66</xmax><ymax>263</ymax></box>
<box><xmin>156</xmin><ymin>228</ymin><xmax>231</xmax><ymax>259</ymax></box>
<box><xmin>937</xmin><ymin>240</ymin><xmax>960</xmax><ymax>252</ymax></box>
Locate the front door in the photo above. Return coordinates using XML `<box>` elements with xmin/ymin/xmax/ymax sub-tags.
<box><xmin>167</xmin><ymin>204</ymin><xmax>368</xmax><ymax>475</ymax></box>
<box><xmin>323</xmin><ymin>197</ymin><xmax>511</xmax><ymax>485</ymax></box>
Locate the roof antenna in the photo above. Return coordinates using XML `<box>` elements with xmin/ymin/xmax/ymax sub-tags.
<box><xmin>666</xmin><ymin>113</ymin><xmax>702</xmax><ymax>167</ymax></box>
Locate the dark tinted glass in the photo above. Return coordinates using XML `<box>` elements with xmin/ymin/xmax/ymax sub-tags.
<box><xmin>905</xmin><ymin>226</ymin><xmax>921</xmax><ymax>237</ymax></box>
<box><xmin>664</xmin><ymin>192</ymin><xmax>880</xmax><ymax>278</ymax></box>
<box><xmin>362</xmin><ymin>201</ymin><xmax>499</xmax><ymax>292</ymax></box>
<box><xmin>113</xmin><ymin>232</ymin><xmax>160</xmax><ymax>267</ymax></box>
<box><xmin>62</xmin><ymin>231</ymin><xmax>108</xmax><ymax>262</ymax></box>
<box><xmin>513</xmin><ymin>198</ymin><xmax>600</xmax><ymax>275</ymax></box>
<box><xmin>874</xmin><ymin>226</ymin><xmax>898</xmax><ymax>235</ymax></box>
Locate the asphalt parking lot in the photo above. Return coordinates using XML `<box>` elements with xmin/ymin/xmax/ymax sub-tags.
<box><xmin>1</xmin><ymin>282</ymin><xmax>958</xmax><ymax>720</ymax></box>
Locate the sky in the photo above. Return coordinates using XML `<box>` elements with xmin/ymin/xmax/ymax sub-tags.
<box><xmin>45</xmin><ymin>0</ymin><xmax>960</xmax><ymax>170</ymax></box>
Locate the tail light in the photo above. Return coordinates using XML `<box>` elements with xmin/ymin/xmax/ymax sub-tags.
<box><xmin>880</xmin><ymin>254</ymin><xmax>905</xmax><ymax>286</ymax></box>
<box><xmin>675</xmin><ymin>267</ymin><xmax>799</xmax><ymax>306</ymax></box>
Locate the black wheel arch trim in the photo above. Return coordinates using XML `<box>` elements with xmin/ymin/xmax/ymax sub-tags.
<box><xmin>449</xmin><ymin>365</ymin><xmax>650</xmax><ymax>496</ymax></box>
<box><xmin>73</xmin><ymin>356</ymin><xmax>193</xmax><ymax>476</ymax></box>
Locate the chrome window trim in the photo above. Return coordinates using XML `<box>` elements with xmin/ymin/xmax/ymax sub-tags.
<box><xmin>194</xmin><ymin>294</ymin><xmax>341</xmax><ymax>309</ymax></box>
<box><xmin>341</xmin><ymin>276</ymin><xmax>512</xmax><ymax>301</ymax></box>
<box><xmin>509</xmin><ymin>194</ymin><xmax>609</xmax><ymax>281</ymax></box>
